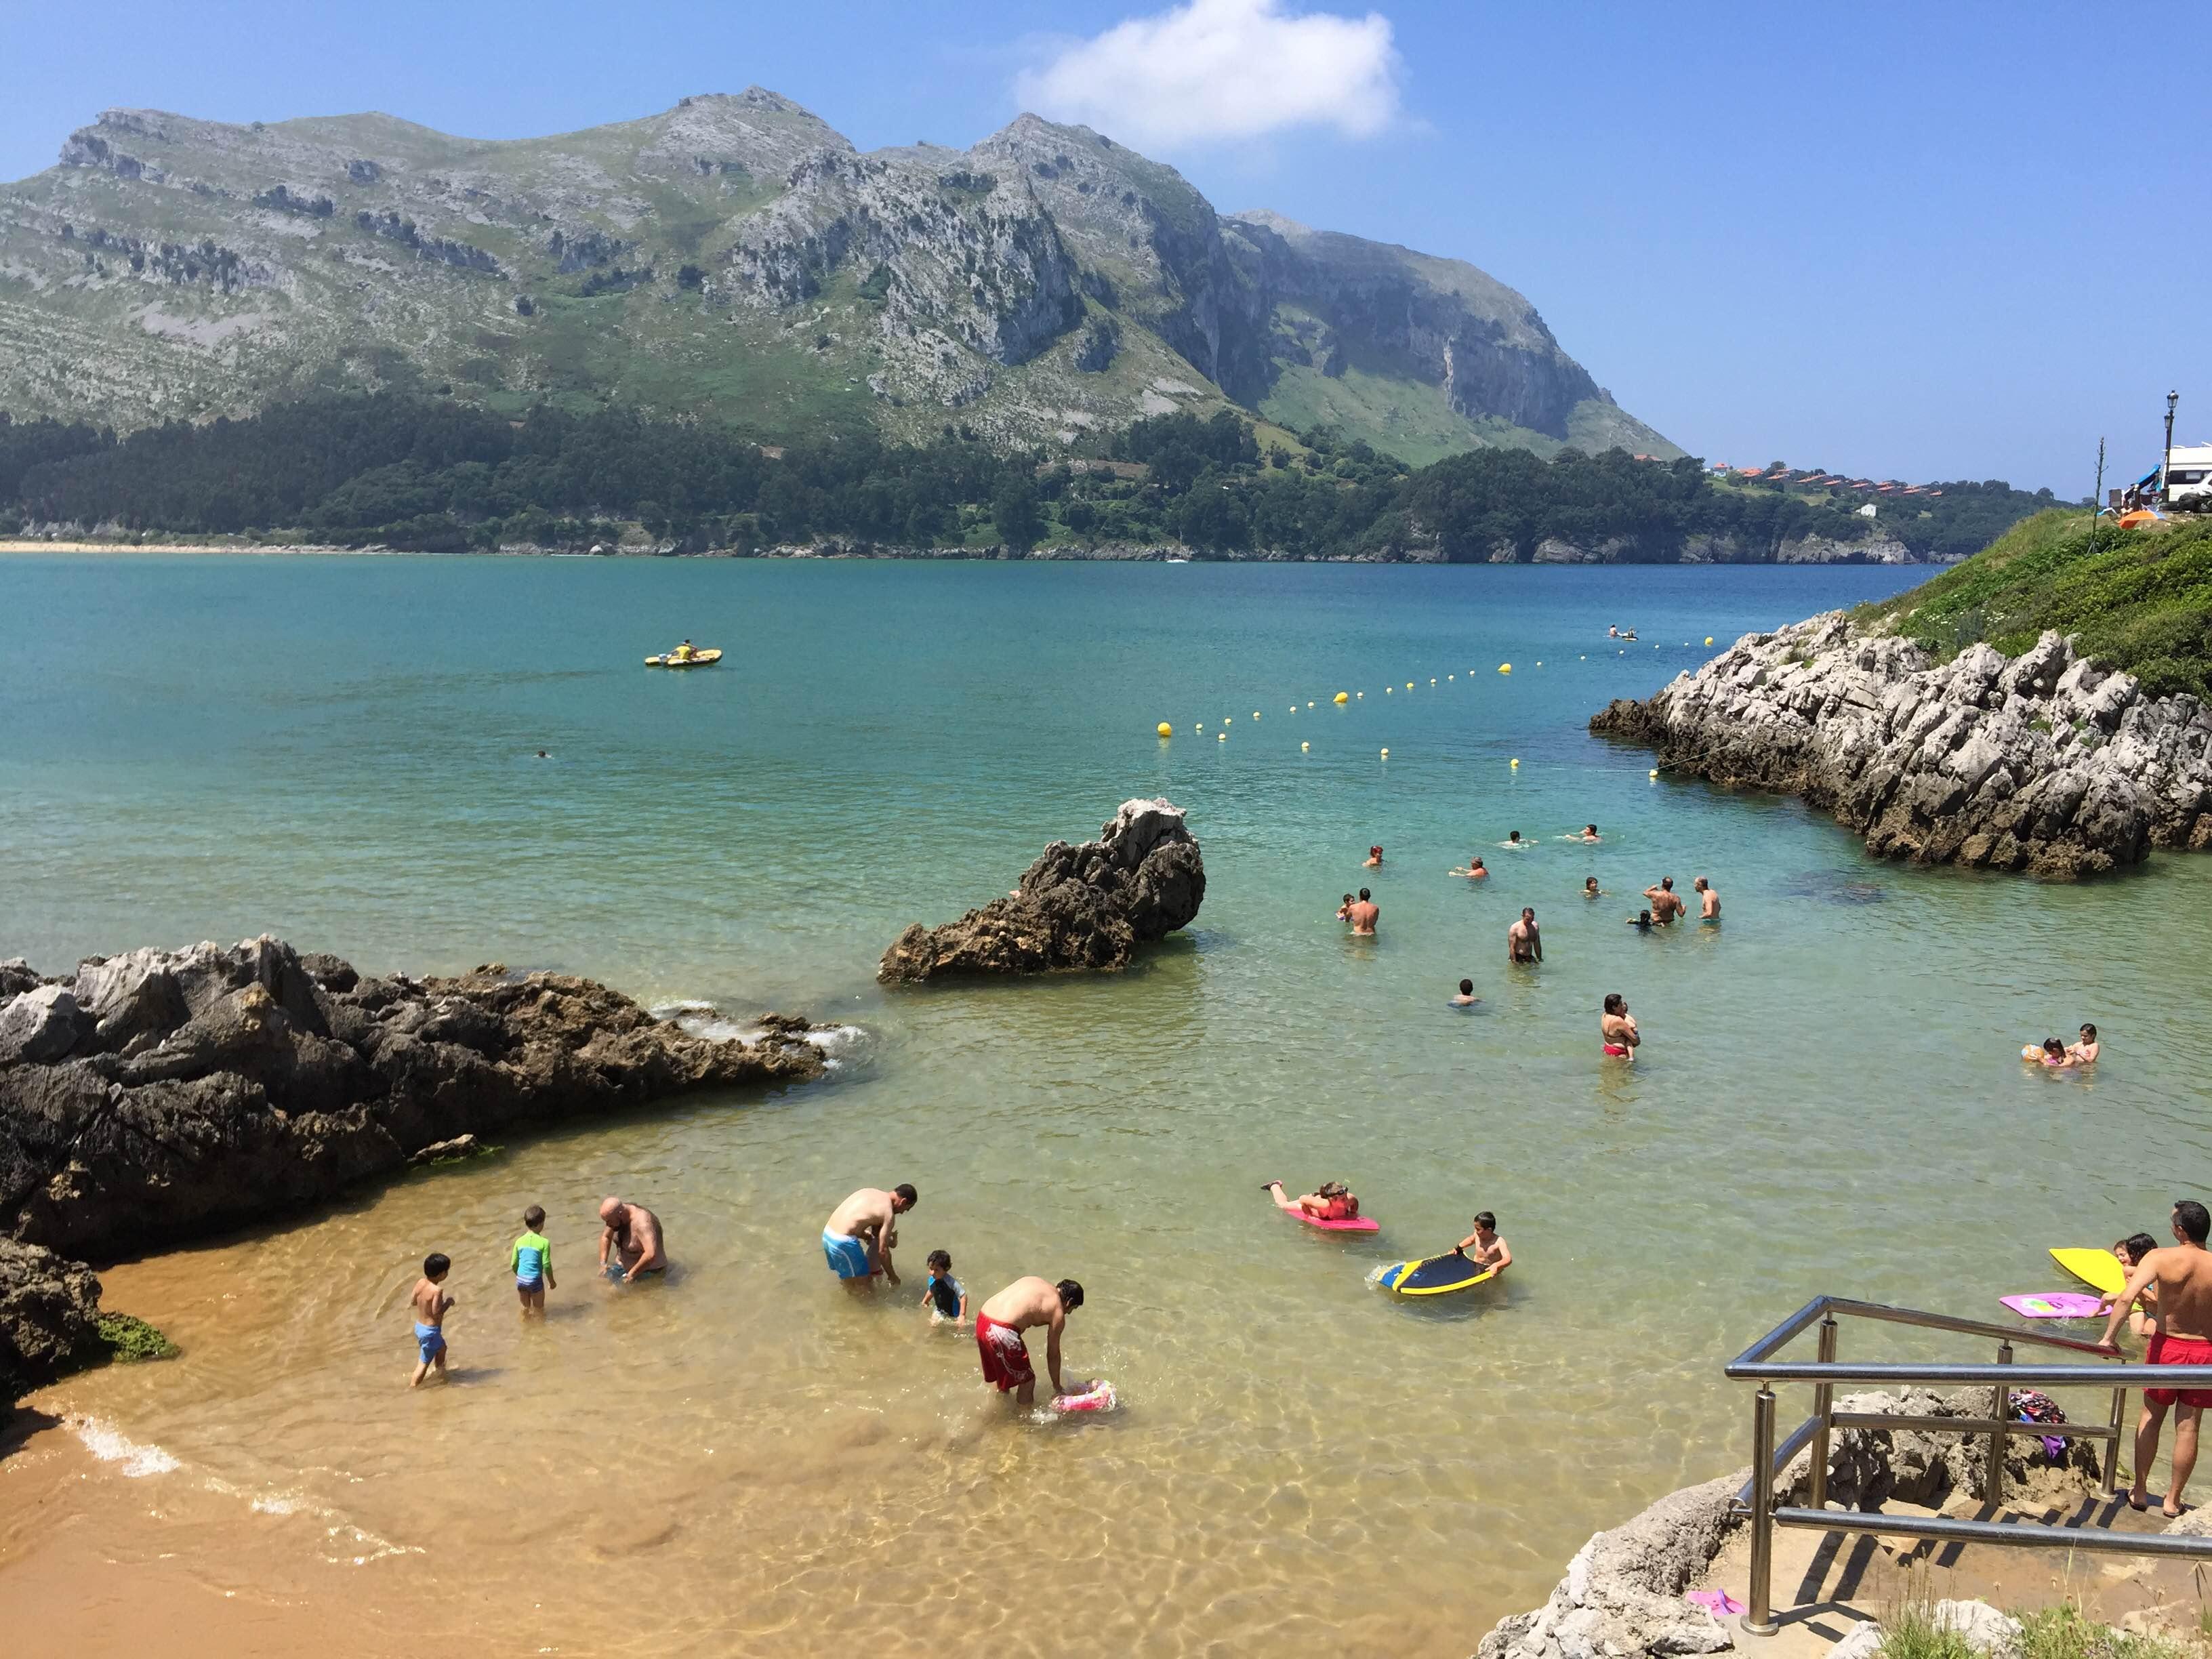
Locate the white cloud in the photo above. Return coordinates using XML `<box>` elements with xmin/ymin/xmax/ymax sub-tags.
<box><xmin>1014</xmin><ymin>0</ymin><xmax>1403</xmax><ymax>150</ymax></box>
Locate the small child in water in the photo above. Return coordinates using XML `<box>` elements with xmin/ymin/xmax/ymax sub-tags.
<box><xmin>920</xmin><ymin>1250</ymin><xmax>967</xmax><ymax>1322</ymax></box>
<box><xmin>1450</xmin><ymin>978</ymin><xmax>1481</xmax><ymax>1007</ymax></box>
<box><xmin>409</xmin><ymin>1252</ymin><xmax>455</xmax><ymax>1387</ymax></box>
<box><xmin>510</xmin><ymin>1204</ymin><xmax>555</xmax><ymax>1316</ymax></box>
<box><xmin>1628</xmin><ymin>909</ymin><xmax>1654</xmax><ymax>931</ymax></box>
<box><xmin>1584</xmin><ymin>877</ymin><xmax>1602</xmax><ymax>898</ymax></box>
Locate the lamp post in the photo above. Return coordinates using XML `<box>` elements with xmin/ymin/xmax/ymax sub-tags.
<box><xmin>2165</xmin><ymin>390</ymin><xmax>2179</xmax><ymax>504</ymax></box>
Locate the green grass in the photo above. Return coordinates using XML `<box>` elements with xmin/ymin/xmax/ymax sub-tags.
<box><xmin>96</xmin><ymin>1312</ymin><xmax>180</xmax><ymax>1364</ymax></box>
<box><xmin>1854</xmin><ymin>510</ymin><xmax>2212</xmax><ymax>700</ymax></box>
<box><xmin>2017</xmin><ymin>1604</ymin><xmax>2200</xmax><ymax>1659</ymax></box>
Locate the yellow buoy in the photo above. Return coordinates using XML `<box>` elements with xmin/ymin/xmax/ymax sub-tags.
<box><xmin>1385</xmin><ymin>686</ymin><xmax>1392</xmax><ymax>693</ymax></box>
<box><xmin>1429</xmin><ymin>677</ymin><xmax>1436</xmax><ymax>684</ymax></box>
<box><xmin>1406</xmin><ymin>681</ymin><xmax>1414</xmax><ymax>690</ymax></box>
<box><xmin>1705</xmin><ymin>636</ymin><xmax>1714</xmax><ymax>645</ymax></box>
<box><xmin>1650</xmin><ymin>769</ymin><xmax>1659</xmax><ymax>779</ymax></box>
<box><xmin>1535</xmin><ymin>661</ymin><xmax>1542</xmax><ymax>668</ymax></box>
<box><xmin>1380</xmin><ymin>747</ymin><xmax>1389</xmax><ymax>759</ymax></box>
<box><xmin>1218</xmin><ymin>732</ymin><xmax>1226</xmax><ymax>742</ymax></box>
<box><xmin>1156</xmin><ymin>722</ymin><xmax>1172</xmax><ymax>738</ymax></box>
<box><xmin>1194</xmin><ymin>724</ymin><xmax>1203</xmax><ymax>733</ymax></box>
<box><xmin>1288</xmin><ymin>705</ymin><xmax>1296</xmax><ymax>713</ymax></box>
<box><xmin>1511</xmin><ymin>758</ymin><xmax>1520</xmax><ymax>768</ymax></box>
<box><xmin>1307</xmin><ymin>700</ymin><xmax>1315</xmax><ymax>708</ymax></box>
<box><xmin>1448</xmin><ymin>674</ymin><xmax>1454</xmax><ymax>680</ymax></box>
<box><xmin>1333</xmin><ymin>692</ymin><xmax>1348</xmax><ymax>704</ymax></box>
<box><xmin>1498</xmin><ymin>663</ymin><xmax>1512</xmax><ymax>674</ymax></box>
<box><xmin>1300</xmin><ymin>741</ymin><xmax>1309</xmax><ymax>752</ymax></box>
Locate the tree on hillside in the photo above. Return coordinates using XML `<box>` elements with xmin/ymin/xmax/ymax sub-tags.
<box><xmin>992</xmin><ymin>475</ymin><xmax>1044</xmax><ymax>550</ymax></box>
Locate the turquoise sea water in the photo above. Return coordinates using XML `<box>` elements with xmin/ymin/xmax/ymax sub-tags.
<box><xmin>9</xmin><ymin>554</ymin><xmax>2211</xmax><ymax>1658</ymax></box>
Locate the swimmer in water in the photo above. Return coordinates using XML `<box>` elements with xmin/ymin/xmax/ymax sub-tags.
<box><xmin>535</xmin><ymin>750</ymin><xmax>550</xmax><ymax>759</ymax></box>
<box><xmin>1506</xmin><ymin>830</ymin><xmax>1523</xmax><ymax>848</ymax></box>
<box><xmin>1451</xmin><ymin>857</ymin><xmax>1489</xmax><ymax>880</ymax></box>
<box><xmin>1507</xmin><ymin>907</ymin><xmax>1541</xmax><ymax>964</ymax></box>
<box><xmin>1584</xmin><ymin>877</ymin><xmax>1603</xmax><ymax>899</ymax></box>
<box><xmin>1601</xmin><ymin>992</ymin><xmax>1639</xmax><ymax>1061</ymax></box>
<box><xmin>1263</xmin><ymin>1179</ymin><xmax>1360</xmax><ymax>1222</ymax></box>
<box><xmin>2112</xmin><ymin>1232</ymin><xmax>2162</xmax><ymax>1338</ymax></box>
<box><xmin>1694</xmin><ymin>876</ymin><xmax>1720</xmax><ymax>920</ymax></box>
<box><xmin>1450</xmin><ymin>978</ymin><xmax>1481</xmax><ymax>1007</ymax></box>
<box><xmin>1347</xmin><ymin>888</ymin><xmax>1378</xmax><ymax>935</ymax></box>
<box><xmin>2038</xmin><ymin>1037</ymin><xmax>2080</xmax><ymax>1068</ymax></box>
<box><xmin>1581</xmin><ymin>823</ymin><xmax>1600</xmax><ymax>842</ymax></box>
<box><xmin>1364</xmin><ymin>845</ymin><xmax>1384</xmax><ymax>868</ymax></box>
<box><xmin>1627</xmin><ymin>909</ymin><xmax>1654</xmax><ymax>931</ymax></box>
<box><xmin>1455</xmin><ymin>1211</ymin><xmax>1511</xmax><ymax>1277</ymax></box>
<box><xmin>2070</xmin><ymin>1023</ymin><xmax>2101</xmax><ymax>1064</ymax></box>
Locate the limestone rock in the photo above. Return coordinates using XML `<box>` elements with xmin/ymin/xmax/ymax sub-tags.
<box><xmin>1</xmin><ymin>935</ymin><xmax>830</xmax><ymax>1264</ymax></box>
<box><xmin>879</xmin><ymin>798</ymin><xmax>1205</xmax><ymax>981</ymax></box>
<box><xmin>0</xmin><ymin>1237</ymin><xmax>100</xmax><ymax>1404</ymax></box>
<box><xmin>0</xmin><ymin>985</ymin><xmax>81</xmax><ymax>1065</ymax></box>
<box><xmin>1828</xmin><ymin>1625</ymin><xmax>1884</xmax><ymax>1659</ymax></box>
<box><xmin>1592</xmin><ymin>620</ymin><xmax>2212</xmax><ymax>878</ymax></box>
<box><xmin>1933</xmin><ymin>1601</ymin><xmax>2022</xmax><ymax>1659</ymax></box>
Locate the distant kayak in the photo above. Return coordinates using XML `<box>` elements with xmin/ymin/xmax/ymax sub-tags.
<box><xmin>645</xmin><ymin>649</ymin><xmax>722</xmax><ymax>668</ymax></box>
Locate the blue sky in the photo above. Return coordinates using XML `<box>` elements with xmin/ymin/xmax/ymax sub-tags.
<box><xmin>5</xmin><ymin>0</ymin><xmax>2205</xmax><ymax>493</ymax></box>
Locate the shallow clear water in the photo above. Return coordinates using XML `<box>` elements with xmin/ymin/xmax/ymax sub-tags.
<box><xmin>8</xmin><ymin>554</ymin><xmax>2208</xmax><ymax>1658</ymax></box>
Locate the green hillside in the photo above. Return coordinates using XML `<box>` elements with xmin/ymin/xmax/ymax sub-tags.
<box><xmin>1856</xmin><ymin>510</ymin><xmax>2212</xmax><ymax>698</ymax></box>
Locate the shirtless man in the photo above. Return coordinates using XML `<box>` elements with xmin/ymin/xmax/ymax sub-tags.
<box><xmin>1694</xmin><ymin>876</ymin><xmax>1721</xmax><ymax>920</ymax></box>
<box><xmin>975</xmin><ymin>1275</ymin><xmax>1086</xmax><ymax>1408</ymax></box>
<box><xmin>1347</xmin><ymin>888</ymin><xmax>1378</xmax><ymax>935</ymax></box>
<box><xmin>1455</xmin><ymin>1212</ymin><xmax>1512</xmax><ymax>1277</ymax></box>
<box><xmin>2100</xmin><ymin>1200</ymin><xmax>2212</xmax><ymax>1515</ymax></box>
<box><xmin>1581</xmin><ymin>824</ymin><xmax>1601</xmax><ymax>843</ymax></box>
<box><xmin>1507</xmin><ymin>907</ymin><xmax>1541</xmax><ymax>964</ymax></box>
<box><xmin>1451</xmin><ymin>857</ymin><xmax>1488</xmax><ymax>880</ymax></box>
<box><xmin>597</xmin><ymin>1197</ymin><xmax>668</xmax><ymax>1283</ymax></box>
<box><xmin>1601</xmin><ymin>992</ymin><xmax>1639</xmax><ymax>1060</ymax></box>
<box><xmin>822</xmin><ymin>1183</ymin><xmax>917</xmax><ymax>1288</ymax></box>
<box><xmin>1644</xmin><ymin>878</ymin><xmax>1687</xmax><ymax>924</ymax></box>
<box><xmin>1364</xmin><ymin>845</ymin><xmax>1384</xmax><ymax>868</ymax></box>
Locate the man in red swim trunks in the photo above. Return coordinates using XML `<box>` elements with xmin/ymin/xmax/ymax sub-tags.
<box><xmin>975</xmin><ymin>1275</ymin><xmax>1084</xmax><ymax>1408</ymax></box>
<box><xmin>2100</xmin><ymin>1199</ymin><xmax>2212</xmax><ymax>1516</ymax></box>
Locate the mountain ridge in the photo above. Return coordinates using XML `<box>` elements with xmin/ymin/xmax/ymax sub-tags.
<box><xmin>0</xmin><ymin>91</ymin><xmax>1677</xmax><ymax>464</ymax></box>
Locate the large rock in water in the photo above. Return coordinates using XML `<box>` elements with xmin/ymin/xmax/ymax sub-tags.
<box><xmin>0</xmin><ymin>1238</ymin><xmax>101</xmax><ymax>1405</ymax></box>
<box><xmin>878</xmin><ymin>798</ymin><xmax>1205</xmax><ymax>981</ymax></box>
<box><xmin>0</xmin><ymin>935</ymin><xmax>830</xmax><ymax>1265</ymax></box>
<box><xmin>1591</xmin><ymin>616</ymin><xmax>2212</xmax><ymax>878</ymax></box>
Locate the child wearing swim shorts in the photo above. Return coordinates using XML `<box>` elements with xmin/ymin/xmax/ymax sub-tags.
<box><xmin>920</xmin><ymin>1250</ymin><xmax>967</xmax><ymax>1322</ymax></box>
<box><xmin>409</xmin><ymin>1252</ymin><xmax>454</xmax><ymax>1388</ymax></box>
<box><xmin>510</xmin><ymin>1204</ymin><xmax>556</xmax><ymax>1316</ymax></box>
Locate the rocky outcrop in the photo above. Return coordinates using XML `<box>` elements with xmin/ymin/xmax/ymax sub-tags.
<box><xmin>0</xmin><ymin>935</ymin><xmax>827</xmax><ymax>1264</ymax></box>
<box><xmin>0</xmin><ymin>1239</ymin><xmax>101</xmax><ymax>1404</ymax></box>
<box><xmin>879</xmin><ymin>798</ymin><xmax>1204</xmax><ymax>981</ymax></box>
<box><xmin>1477</xmin><ymin>1388</ymin><xmax>2101</xmax><ymax>1659</ymax></box>
<box><xmin>1592</xmin><ymin>615</ymin><xmax>2212</xmax><ymax>877</ymax></box>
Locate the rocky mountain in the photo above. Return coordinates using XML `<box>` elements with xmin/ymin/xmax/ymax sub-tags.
<box><xmin>0</xmin><ymin>91</ymin><xmax>1677</xmax><ymax>464</ymax></box>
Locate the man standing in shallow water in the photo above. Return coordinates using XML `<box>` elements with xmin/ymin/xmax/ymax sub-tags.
<box><xmin>822</xmin><ymin>1183</ymin><xmax>916</xmax><ymax>1288</ymax></box>
<box><xmin>1346</xmin><ymin>888</ymin><xmax>1378</xmax><ymax>935</ymax></box>
<box><xmin>1694</xmin><ymin>876</ymin><xmax>1721</xmax><ymax>920</ymax></box>
<box><xmin>598</xmin><ymin>1197</ymin><xmax>667</xmax><ymax>1283</ymax></box>
<box><xmin>975</xmin><ymin>1275</ymin><xmax>1085</xmax><ymax>1407</ymax></box>
<box><xmin>2101</xmin><ymin>1200</ymin><xmax>2212</xmax><ymax>1517</ymax></box>
<box><xmin>1645</xmin><ymin>878</ymin><xmax>1687</xmax><ymax>924</ymax></box>
<box><xmin>1507</xmin><ymin>907</ymin><xmax>1541</xmax><ymax>964</ymax></box>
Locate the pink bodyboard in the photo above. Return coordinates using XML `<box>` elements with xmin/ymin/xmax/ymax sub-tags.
<box><xmin>1289</xmin><ymin>1209</ymin><xmax>1380</xmax><ymax>1233</ymax></box>
<box><xmin>2000</xmin><ymin>1292</ymin><xmax>2104</xmax><ymax>1319</ymax></box>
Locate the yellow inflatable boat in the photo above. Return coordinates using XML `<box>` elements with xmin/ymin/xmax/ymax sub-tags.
<box><xmin>644</xmin><ymin>649</ymin><xmax>722</xmax><ymax>668</ymax></box>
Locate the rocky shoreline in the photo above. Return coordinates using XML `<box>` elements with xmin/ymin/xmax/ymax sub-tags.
<box><xmin>0</xmin><ymin>935</ymin><xmax>826</xmax><ymax>1402</ymax></box>
<box><xmin>1476</xmin><ymin>1387</ymin><xmax>2142</xmax><ymax>1659</ymax></box>
<box><xmin>1593</xmin><ymin>615</ymin><xmax>2212</xmax><ymax>877</ymax></box>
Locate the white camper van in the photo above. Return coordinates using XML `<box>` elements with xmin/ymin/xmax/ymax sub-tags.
<box><xmin>2167</xmin><ymin>444</ymin><xmax>2212</xmax><ymax>507</ymax></box>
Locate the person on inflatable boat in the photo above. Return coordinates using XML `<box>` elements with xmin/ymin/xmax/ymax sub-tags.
<box><xmin>1455</xmin><ymin>1211</ymin><xmax>1512</xmax><ymax>1277</ymax></box>
<box><xmin>1263</xmin><ymin>1179</ymin><xmax>1359</xmax><ymax>1223</ymax></box>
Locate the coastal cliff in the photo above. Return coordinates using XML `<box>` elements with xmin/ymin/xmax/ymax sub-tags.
<box><xmin>1592</xmin><ymin>615</ymin><xmax>2212</xmax><ymax>878</ymax></box>
<box><xmin>0</xmin><ymin>935</ymin><xmax>825</xmax><ymax>1401</ymax></box>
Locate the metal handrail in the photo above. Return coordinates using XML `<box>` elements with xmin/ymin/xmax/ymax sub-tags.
<box><xmin>1729</xmin><ymin>1294</ymin><xmax>2212</xmax><ymax>1640</ymax></box>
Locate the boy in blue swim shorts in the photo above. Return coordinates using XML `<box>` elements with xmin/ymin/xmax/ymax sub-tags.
<box><xmin>409</xmin><ymin>1252</ymin><xmax>455</xmax><ymax>1388</ymax></box>
<box><xmin>510</xmin><ymin>1204</ymin><xmax>556</xmax><ymax>1317</ymax></box>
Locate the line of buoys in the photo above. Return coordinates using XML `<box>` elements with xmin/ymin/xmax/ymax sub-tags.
<box><xmin>1157</xmin><ymin>722</ymin><xmax>1172</xmax><ymax>738</ymax></box>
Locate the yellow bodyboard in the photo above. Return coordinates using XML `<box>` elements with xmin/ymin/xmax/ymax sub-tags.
<box><xmin>2050</xmin><ymin>1248</ymin><xmax>2126</xmax><ymax>1297</ymax></box>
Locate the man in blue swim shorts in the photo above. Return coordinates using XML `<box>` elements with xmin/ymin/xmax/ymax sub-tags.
<box><xmin>821</xmin><ymin>1183</ymin><xmax>918</xmax><ymax>1290</ymax></box>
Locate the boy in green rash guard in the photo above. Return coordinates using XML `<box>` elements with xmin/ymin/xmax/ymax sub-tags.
<box><xmin>510</xmin><ymin>1204</ymin><xmax>556</xmax><ymax>1316</ymax></box>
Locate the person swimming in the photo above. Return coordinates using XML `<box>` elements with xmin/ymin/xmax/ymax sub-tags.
<box><xmin>1581</xmin><ymin>824</ymin><xmax>1600</xmax><ymax>842</ymax></box>
<box><xmin>1450</xmin><ymin>978</ymin><xmax>1481</xmax><ymax>1007</ymax></box>
<box><xmin>2036</xmin><ymin>1037</ymin><xmax>2079</xmax><ymax>1067</ymax></box>
<box><xmin>1627</xmin><ymin>909</ymin><xmax>1654</xmax><ymax>931</ymax></box>
<box><xmin>1263</xmin><ymin>1179</ymin><xmax>1359</xmax><ymax>1222</ymax></box>
<box><xmin>2070</xmin><ymin>1023</ymin><xmax>2100</xmax><ymax>1063</ymax></box>
<box><xmin>1505</xmin><ymin>831</ymin><xmax>1523</xmax><ymax>849</ymax></box>
<box><xmin>1364</xmin><ymin>845</ymin><xmax>1383</xmax><ymax>867</ymax></box>
<box><xmin>1584</xmin><ymin>877</ymin><xmax>1603</xmax><ymax>899</ymax></box>
<box><xmin>1452</xmin><ymin>857</ymin><xmax>1488</xmax><ymax>879</ymax></box>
